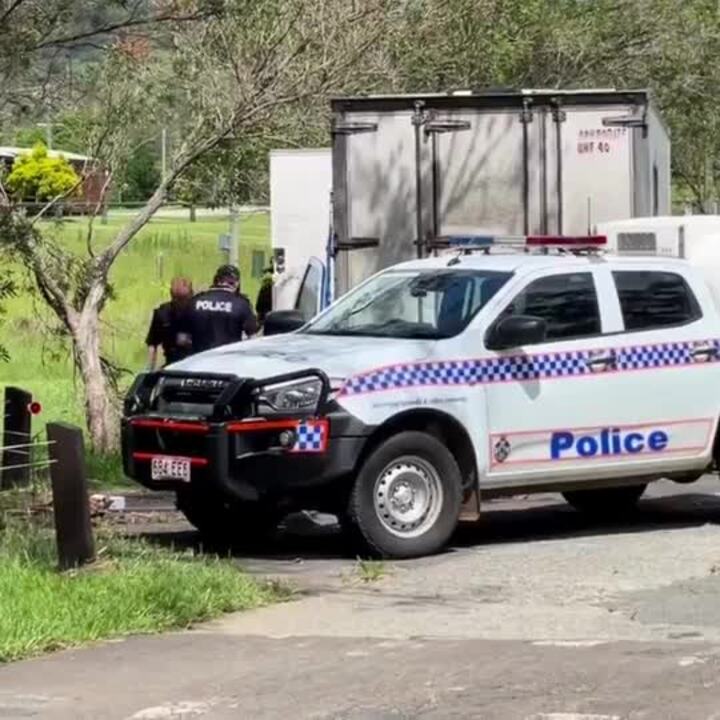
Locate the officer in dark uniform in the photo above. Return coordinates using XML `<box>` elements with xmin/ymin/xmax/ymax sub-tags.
<box><xmin>190</xmin><ymin>264</ymin><xmax>258</xmax><ymax>353</ymax></box>
<box><xmin>145</xmin><ymin>276</ymin><xmax>194</xmax><ymax>369</ymax></box>
<box><xmin>255</xmin><ymin>266</ymin><xmax>273</xmax><ymax>326</ymax></box>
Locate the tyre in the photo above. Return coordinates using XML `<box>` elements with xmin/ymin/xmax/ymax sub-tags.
<box><xmin>176</xmin><ymin>488</ymin><xmax>280</xmax><ymax>545</ymax></box>
<box><xmin>562</xmin><ymin>484</ymin><xmax>647</xmax><ymax>515</ymax></box>
<box><xmin>349</xmin><ymin>431</ymin><xmax>462</xmax><ymax>558</ymax></box>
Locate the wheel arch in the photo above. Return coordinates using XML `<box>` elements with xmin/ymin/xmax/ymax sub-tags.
<box><xmin>358</xmin><ymin>408</ymin><xmax>478</xmax><ymax>497</ymax></box>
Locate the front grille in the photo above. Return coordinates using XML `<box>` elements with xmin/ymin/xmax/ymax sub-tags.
<box><xmin>145</xmin><ymin>374</ymin><xmax>252</xmax><ymax>420</ymax></box>
<box><xmin>157</xmin><ymin>376</ymin><xmax>231</xmax><ymax>405</ymax></box>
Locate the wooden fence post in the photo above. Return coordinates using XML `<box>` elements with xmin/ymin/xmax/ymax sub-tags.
<box><xmin>47</xmin><ymin>423</ymin><xmax>95</xmax><ymax>570</ymax></box>
<box><xmin>1</xmin><ymin>386</ymin><xmax>33</xmax><ymax>489</ymax></box>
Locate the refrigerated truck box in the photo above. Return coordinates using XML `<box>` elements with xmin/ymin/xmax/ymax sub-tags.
<box><xmin>269</xmin><ymin>148</ymin><xmax>332</xmax><ymax>314</ymax></box>
<box><xmin>331</xmin><ymin>88</ymin><xmax>670</xmax><ymax>295</ymax></box>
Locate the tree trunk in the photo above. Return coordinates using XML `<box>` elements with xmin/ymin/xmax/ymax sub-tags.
<box><xmin>71</xmin><ymin>309</ymin><xmax>118</xmax><ymax>453</ymax></box>
<box><xmin>189</xmin><ymin>203</ymin><xmax>196</xmax><ymax>222</ymax></box>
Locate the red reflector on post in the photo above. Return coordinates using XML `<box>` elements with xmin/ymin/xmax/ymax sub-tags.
<box><xmin>28</xmin><ymin>401</ymin><xmax>42</xmax><ymax>416</ymax></box>
<box><xmin>526</xmin><ymin>235</ymin><xmax>607</xmax><ymax>247</ymax></box>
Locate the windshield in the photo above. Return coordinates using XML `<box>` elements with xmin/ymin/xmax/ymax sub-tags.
<box><xmin>303</xmin><ymin>269</ymin><xmax>512</xmax><ymax>339</ymax></box>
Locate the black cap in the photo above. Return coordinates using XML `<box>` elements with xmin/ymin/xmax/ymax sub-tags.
<box><xmin>213</xmin><ymin>264</ymin><xmax>240</xmax><ymax>286</ymax></box>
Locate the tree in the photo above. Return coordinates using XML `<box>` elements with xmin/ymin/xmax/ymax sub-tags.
<box><xmin>2</xmin><ymin>0</ymin><xmax>394</xmax><ymax>452</ymax></box>
<box><xmin>6</xmin><ymin>142</ymin><xmax>81</xmax><ymax>201</ymax></box>
<box><xmin>119</xmin><ymin>143</ymin><xmax>161</xmax><ymax>203</ymax></box>
<box><xmin>390</xmin><ymin>0</ymin><xmax>720</xmax><ymax>210</ymax></box>
<box><xmin>0</xmin><ymin>1</ymin><xmax>211</xmax><ymax>123</ymax></box>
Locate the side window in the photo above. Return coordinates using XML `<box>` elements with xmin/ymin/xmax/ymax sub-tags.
<box><xmin>612</xmin><ymin>271</ymin><xmax>701</xmax><ymax>331</ymax></box>
<box><xmin>500</xmin><ymin>272</ymin><xmax>601</xmax><ymax>342</ymax></box>
<box><xmin>295</xmin><ymin>261</ymin><xmax>323</xmax><ymax>320</ymax></box>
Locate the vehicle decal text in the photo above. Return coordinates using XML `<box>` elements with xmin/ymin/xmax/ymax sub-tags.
<box><xmin>488</xmin><ymin>419</ymin><xmax>713</xmax><ymax>469</ymax></box>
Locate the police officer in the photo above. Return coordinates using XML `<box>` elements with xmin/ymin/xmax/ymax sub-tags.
<box><xmin>190</xmin><ymin>264</ymin><xmax>258</xmax><ymax>353</ymax></box>
<box><xmin>255</xmin><ymin>266</ymin><xmax>274</xmax><ymax>326</ymax></box>
<box><xmin>145</xmin><ymin>276</ymin><xmax>194</xmax><ymax>369</ymax></box>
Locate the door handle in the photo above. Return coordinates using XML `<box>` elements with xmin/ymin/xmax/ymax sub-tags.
<box><xmin>691</xmin><ymin>345</ymin><xmax>718</xmax><ymax>361</ymax></box>
<box><xmin>585</xmin><ymin>352</ymin><xmax>616</xmax><ymax>371</ymax></box>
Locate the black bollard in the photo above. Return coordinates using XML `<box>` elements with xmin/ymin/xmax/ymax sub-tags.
<box><xmin>47</xmin><ymin>423</ymin><xmax>95</xmax><ymax>570</ymax></box>
<box><xmin>2</xmin><ymin>386</ymin><xmax>33</xmax><ymax>489</ymax></box>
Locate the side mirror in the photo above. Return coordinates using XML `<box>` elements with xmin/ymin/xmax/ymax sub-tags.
<box><xmin>263</xmin><ymin>309</ymin><xmax>306</xmax><ymax>336</ymax></box>
<box><xmin>487</xmin><ymin>315</ymin><xmax>546</xmax><ymax>350</ymax></box>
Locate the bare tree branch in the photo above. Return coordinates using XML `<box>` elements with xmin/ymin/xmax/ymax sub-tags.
<box><xmin>0</xmin><ymin>0</ymin><xmax>29</xmax><ymax>27</ymax></box>
<box><xmin>84</xmin><ymin>169</ymin><xmax>113</xmax><ymax>257</ymax></box>
<box><xmin>32</xmin><ymin>7</ymin><xmax>212</xmax><ymax>51</ymax></box>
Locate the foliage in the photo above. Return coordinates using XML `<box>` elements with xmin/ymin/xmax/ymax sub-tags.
<box><xmin>389</xmin><ymin>0</ymin><xmax>720</xmax><ymax>209</ymax></box>
<box><xmin>6</xmin><ymin>143</ymin><xmax>81</xmax><ymax>201</ymax></box>
<box><xmin>12</xmin><ymin>111</ymin><xmax>103</xmax><ymax>156</ymax></box>
<box><xmin>119</xmin><ymin>143</ymin><xmax>162</xmax><ymax>203</ymax></box>
<box><xmin>0</xmin><ymin>273</ymin><xmax>15</xmax><ymax>362</ymax></box>
<box><xmin>0</xmin><ymin>0</ymin><xmax>395</xmax><ymax>452</ymax></box>
<box><xmin>0</xmin><ymin>212</ymin><xmax>34</xmax><ymax>362</ymax></box>
<box><xmin>0</xmin><ymin>517</ymin><xmax>282</xmax><ymax>662</ymax></box>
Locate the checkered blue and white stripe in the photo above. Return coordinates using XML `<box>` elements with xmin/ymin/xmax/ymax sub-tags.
<box><xmin>340</xmin><ymin>339</ymin><xmax>720</xmax><ymax>397</ymax></box>
<box><xmin>292</xmin><ymin>421</ymin><xmax>328</xmax><ymax>453</ymax></box>
<box><xmin>615</xmin><ymin>342</ymin><xmax>691</xmax><ymax>370</ymax></box>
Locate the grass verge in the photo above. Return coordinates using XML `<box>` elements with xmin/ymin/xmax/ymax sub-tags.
<box><xmin>0</xmin><ymin>517</ymin><xmax>284</xmax><ymax>663</ymax></box>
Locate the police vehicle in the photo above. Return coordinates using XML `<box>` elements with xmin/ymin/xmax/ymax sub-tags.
<box><xmin>121</xmin><ymin>233</ymin><xmax>720</xmax><ymax>558</ymax></box>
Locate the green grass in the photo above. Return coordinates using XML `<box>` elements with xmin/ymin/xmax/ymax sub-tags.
<box><xmin>1</xmin><ymin>208</ymin><xmax>270</xmax><ymax>436</ymax></box>
<box><xmin>0</xmin><ymin>517</ymin><xmax>284</xmax><ymax>663</ymax></box>
<box><xmin>86</xmin><ymin>452</ymin><xmax>135</xmax><ymax>490</ymax></box>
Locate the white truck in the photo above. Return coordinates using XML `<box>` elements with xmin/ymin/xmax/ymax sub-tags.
<box><xmin>269</xmin><ymin>149</ymin><xmax>332</xmax><ymax>317</ymax></box>
<box><xmin>121</xmin><ymin>233</ymin><xmax>720</xmax><ymax>558</ymax></box>
<box><xmin>270</xmin><ymin>88</ymin><xmax>670</xmax><ymax>318</ymax></box>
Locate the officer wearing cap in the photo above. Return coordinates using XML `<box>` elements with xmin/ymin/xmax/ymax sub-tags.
<box><xmin>190</xmin><ymin>264</ymin><xmax>258</xmax><ymax>353</ymax></box>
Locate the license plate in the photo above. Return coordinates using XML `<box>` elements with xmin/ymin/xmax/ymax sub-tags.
<box><xmin>150</xmin><ymin>456</ymin><xmax>191</xmax><ymax>482</ymax></box>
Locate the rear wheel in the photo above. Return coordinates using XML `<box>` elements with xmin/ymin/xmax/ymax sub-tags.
<box><xmin>176</xmin><ymin>488</ymin><xmax>280</xmax><ymax>545</ymax></box>
<box><xmin>562</xmin><ymin>484</ymin><xmax>647</xmax><ymax>515</ymax></box>
<box><xmin>350</xmin><ymin>431</ymin><xmax>462</xmax><ymax>558</ymax></box>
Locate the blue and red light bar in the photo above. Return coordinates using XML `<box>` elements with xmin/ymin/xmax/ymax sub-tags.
<box><xmin>445</xmin><ymin>234</ymin><xmax>607</xmax><ymax>248</ymax></box>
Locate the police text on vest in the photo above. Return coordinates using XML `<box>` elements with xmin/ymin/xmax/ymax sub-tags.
<box><xmin>196</xmin><ymin>300</ymin><xmax>232</xmax><ymax>313</ymax></box>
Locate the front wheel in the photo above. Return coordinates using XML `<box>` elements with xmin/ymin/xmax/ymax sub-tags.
<box><xmin>562</xmin><ymin>484</ymin><xmax>647</xmax><ymax>515</ymax></box>
<box><xmin>349</xmin><ymin>431</ymin><xmax>462</xmax><ymax>558</ymax></box>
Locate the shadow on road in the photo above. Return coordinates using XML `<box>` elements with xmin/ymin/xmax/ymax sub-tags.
<box><xmin>454</xmin><ymin>490</ymin><xmax>720</xmax><ymax>549</ymax></box>
<box><xmin>137</xmin><ymin>485</ymin><xmax>720</xmax><ymax>565</ymax></box>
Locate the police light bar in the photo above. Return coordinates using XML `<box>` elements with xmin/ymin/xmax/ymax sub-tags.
<box><xmin>444</xmin><ymin>234</ymin><xmax>606</xmax><ymax>249</ymax></box>
<box><xmin>527</xmin><ymin>235</ymin><xmax>607</xmax><ymax>247</ymax></box>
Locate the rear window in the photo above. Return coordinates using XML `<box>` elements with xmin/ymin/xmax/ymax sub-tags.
<box><xmin>612</xmin><ymin>271</ymin><xmax>701</xmax><ymax>331</ymax></box>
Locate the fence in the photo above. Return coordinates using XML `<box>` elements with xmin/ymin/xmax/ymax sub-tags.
<box><xmin>1</xmin><ymin>386</ymin><xmax>94</xmax><ymax>569</ymax></box>
<box><xmin>1</xmin><ymin>386</ymin><xmax>48</xmax><ymax>489</ymax></box>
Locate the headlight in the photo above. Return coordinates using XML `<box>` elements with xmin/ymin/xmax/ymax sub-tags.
<box><xmin>256</xmin><ymin>378</ymin><xmax>323</xmax><ymax>413</ymax></box>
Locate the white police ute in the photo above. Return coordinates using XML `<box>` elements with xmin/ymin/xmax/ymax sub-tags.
<box><xmin>121</xmin><ymin>233</ymin><xmax>720</xmax><ymax>558</ymax></box>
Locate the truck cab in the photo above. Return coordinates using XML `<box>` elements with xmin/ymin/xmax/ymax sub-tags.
<box><xmin>122</xmin><ymin>235</ymin><xmax>720</xmax><ymax>558</ymax></box>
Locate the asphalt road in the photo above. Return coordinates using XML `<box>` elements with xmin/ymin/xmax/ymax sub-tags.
<box><xmin>5</xmin><ymin>477</ymin><xmax>720</xmax><ymax>719</ymax></box>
